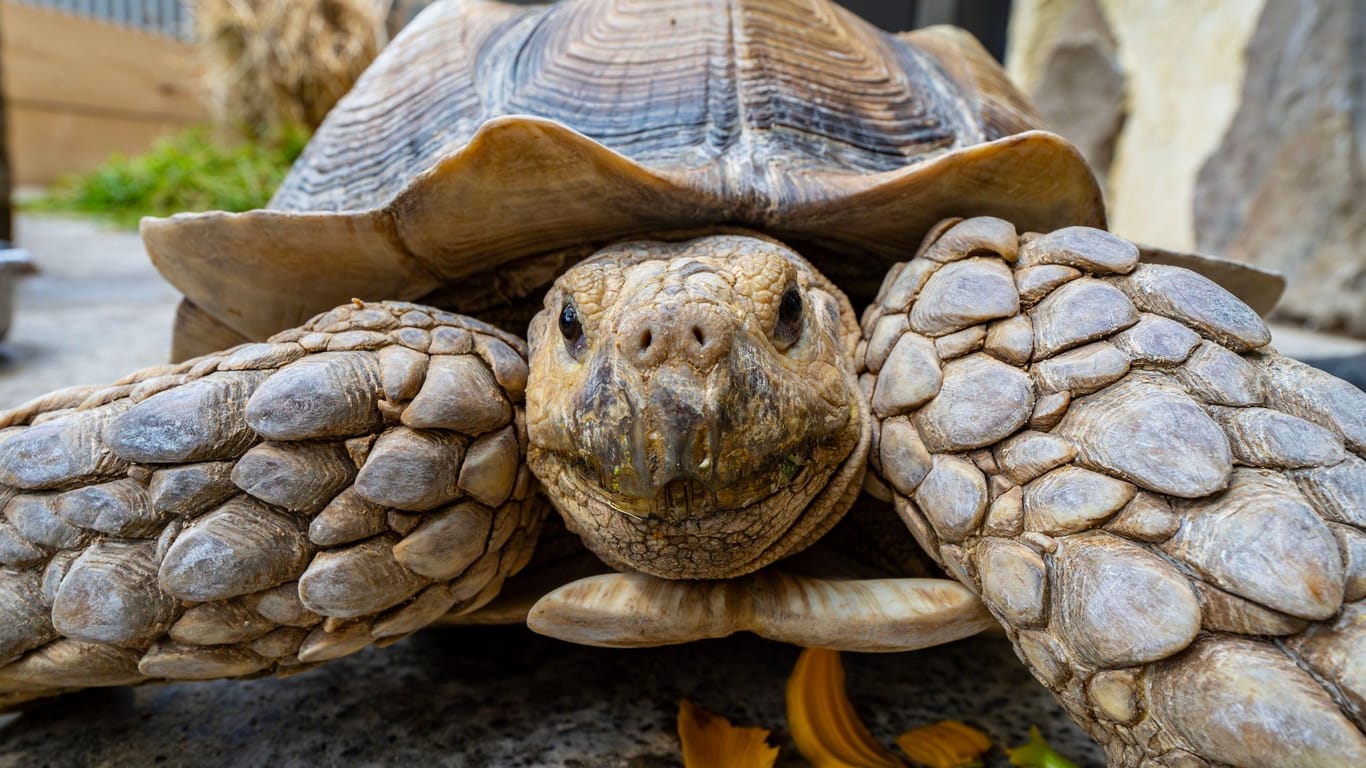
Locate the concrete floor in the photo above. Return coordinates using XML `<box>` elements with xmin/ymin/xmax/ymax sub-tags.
<box><xmin>0</xmin><ymin>215</ymin><xmax>179</xmax><ymax>406</ymax></box>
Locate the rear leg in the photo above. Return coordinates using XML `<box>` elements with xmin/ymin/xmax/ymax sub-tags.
<box><xmin>0</xmin><ymin>302</ymin><xmax>544</xmax><ymax>709</ymax></box>
<box><xmin>864</xmin><ymin>217</ymin><xmax>1366</xmax><ymax>767</ymax></box>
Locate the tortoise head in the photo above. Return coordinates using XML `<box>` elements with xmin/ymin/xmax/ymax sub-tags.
<box><xmin>526</xmin><ymin>234</ymin><xmax>870</xmax><ymax>579</ymax></box>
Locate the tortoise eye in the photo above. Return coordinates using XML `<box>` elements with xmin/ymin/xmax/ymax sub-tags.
<box><xmin>774</xmin><ymin>286</ymin><xmax>803</xmax><ymax>348</ymax></box>
<box><xmin>559</xmin><ymin>301</ymin><xmax>585</xmax><ymax>352</ymax></box>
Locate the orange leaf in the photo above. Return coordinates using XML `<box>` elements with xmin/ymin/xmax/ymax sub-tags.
<box><xmin>786</xmin><ymin>647</ymin><xmax>904</xmax><ymax>768</ymax></box>
<box><xmin>677</xmin><ymin>699</ymin><xmax>780</xmax><ymax>768</ymax></box>
<box><xmin>896</xmin><ymin>720</ymin><xmax>992</xmax><ymax>768</ymax></box>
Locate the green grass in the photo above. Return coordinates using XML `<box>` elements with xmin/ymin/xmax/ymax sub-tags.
<box><xmin>27</xmin><ymin>126</ymin><xmax>309</xmax><ymax>228</ymax></box>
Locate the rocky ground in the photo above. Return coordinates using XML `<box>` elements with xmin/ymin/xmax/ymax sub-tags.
<box><xmin>0</xmin><ymin>629</ymin><xmax>1099</xmax><ymax>768</ymax></box>
<box><xmin>0</xmin><ymin>214</ymin><xmax>1362</xmax><ymax>767</ymax></box>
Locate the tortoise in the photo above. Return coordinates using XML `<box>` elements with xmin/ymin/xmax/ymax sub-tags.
<box><xmin>2</xmin><ymin>0</ymin><xmax>1364</xmax><ymax>765</ymax></box>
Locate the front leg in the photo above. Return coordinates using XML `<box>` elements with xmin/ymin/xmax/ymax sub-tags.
<box><xmin>0</xmin><ymin>302</ymin><xmax>543</xmax><ymax>709</ymax></box>
<box><xmin>863</xmin><ymin>217</ymin><xmax>1366</xmax><ymax>767</ymax></box>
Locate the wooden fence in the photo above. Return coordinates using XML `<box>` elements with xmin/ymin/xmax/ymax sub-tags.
<box><xmin>1</xmin><ymin>0</ymin><xmax>205</xmax><ymax>185</ymax></box>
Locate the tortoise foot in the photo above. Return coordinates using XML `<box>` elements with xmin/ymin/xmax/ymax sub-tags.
<box><xmin>863</xmin><ymin>217</ymin><xmax>1366</xmax><ymax>767</ymax></box>
<box><xmin>0</xmin><ymin>302</ymin><xmax>542</xmax><ymax>707</ymax></box>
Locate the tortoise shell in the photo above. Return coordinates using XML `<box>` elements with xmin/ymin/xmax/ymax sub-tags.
<box><xmin>144</xmin><ymin>0</ymin><xmax>1106</xmax><ymax>345</ymax></box>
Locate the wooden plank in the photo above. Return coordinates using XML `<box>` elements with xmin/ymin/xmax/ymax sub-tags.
<box><xmin>0</xmin><ymin>0</ymin><xmax>202</xmax><ymax>120</ymax></box>
<box><xmin>7</xmin><ymin>104</ymin><xmax>184</xmax><ymax>185</ymax></box>
<box><xmin>0</xmin><ymin>0</ymin><xmax>205</xmax><ymax>183</ymax></box>
<box><xmin>0</xmin><ymin>17</ymin><xmax>11</xmax><ymax>240</ymax></box>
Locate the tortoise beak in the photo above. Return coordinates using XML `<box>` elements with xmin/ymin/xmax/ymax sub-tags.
<box><xmin>617</xmin><ymin>364</ymin><xmax>717</xmax><ymax>500</ymax></box>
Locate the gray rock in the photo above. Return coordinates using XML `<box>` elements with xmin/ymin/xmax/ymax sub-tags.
<box><xmin>1195</xmin><ymin>0</ymin><xmax>1365</xmax><ymax>337</ymax></box>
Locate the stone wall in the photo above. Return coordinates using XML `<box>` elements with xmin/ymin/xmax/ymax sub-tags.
<box><xmin>1007</xmin><ymin>0</ymin><xmax>1364</xmax><ymax>336</ymax></box>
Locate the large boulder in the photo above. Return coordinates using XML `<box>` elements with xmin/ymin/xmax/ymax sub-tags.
<box><xmin>1195</xmin><ymin>0</ymin><xmax>1365</xmax><ymax>337</ymax></box>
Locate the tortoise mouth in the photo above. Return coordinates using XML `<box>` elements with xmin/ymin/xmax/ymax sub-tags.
<box><xmin>602</xmin><ymin>464</ymin><xmax>816</xmax><ymax>523</ymax></box>
<box><xmin>530</xmin><ymin>443</ymin><xmax>846</xmax><ymax>580</ymax></box>
<box><xmin>650</xmin><ymin>478</ymin><xmax>715</xmax><ymax>522</ymax></box>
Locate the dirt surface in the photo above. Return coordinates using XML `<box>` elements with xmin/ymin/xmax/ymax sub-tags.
<box><xmin>0</xmin><ymin>629</ymin><xmax>1105</xmax><ymax>768</ymax></box>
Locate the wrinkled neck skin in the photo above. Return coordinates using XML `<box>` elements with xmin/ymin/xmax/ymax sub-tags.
<box><xmin>525</xmin><ymin>233</ymin><xmax>870</xmax><ymax>580</ymax></box>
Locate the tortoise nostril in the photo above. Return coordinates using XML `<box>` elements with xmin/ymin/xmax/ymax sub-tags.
<box><xmin>638</xmin><ymin>328</ymin><xmax>653</xmax><ymax>352</ymax></box>
<box><xmin>691</xmin><ymin>326</ymin><xmax>706</xmax><ymax>347</ymax></box>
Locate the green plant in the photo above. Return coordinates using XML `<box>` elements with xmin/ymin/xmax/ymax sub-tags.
<box><xmin>27</xmin><ymin>126</ymin><xmax>309</xmax><ymax>228</ymax></box>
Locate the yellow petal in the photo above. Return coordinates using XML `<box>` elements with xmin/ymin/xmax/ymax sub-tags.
<box><xmin>1006</xmin><ymin>726</ymin><xmax>1080</xmax><ymax>768</ymax></box>
<box><xmin>786</xmin><ymin>647</ymin><xmax>904</xmax><ymax>768</ymax></box>
<box><xmin>677</xmin><ymin>698</ymin><xmax>780</xmax><ymax>768</ymax></box>
<box><xmin>896</xmin><ymin>720</ymin><xmax>992</xmax><ymax>768</ymax></box>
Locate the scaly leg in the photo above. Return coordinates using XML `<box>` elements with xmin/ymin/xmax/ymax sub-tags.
<box><xmin>0</xmin><ymin>302</ymin><xmax>543</xmax><ymax>709</ymax></box>
<box><xmin>865</xmin><ymin>217</ymin><xmax>1366</xmax><ymax>767</ymax></box>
